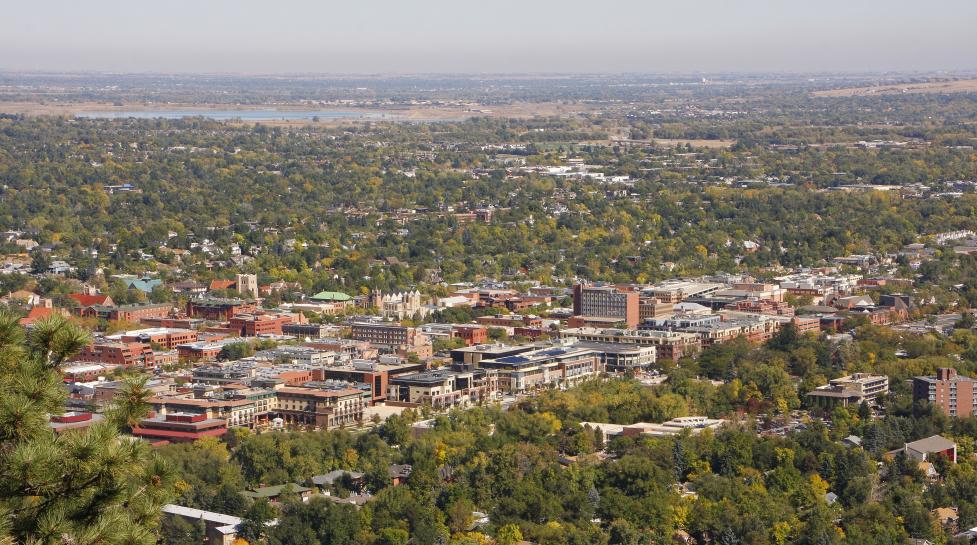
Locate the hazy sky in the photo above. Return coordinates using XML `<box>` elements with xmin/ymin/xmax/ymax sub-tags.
<box><xmin>3</xmin><ymin>0</ymin><xmax>976</xmax><ymax>74</ymax></box>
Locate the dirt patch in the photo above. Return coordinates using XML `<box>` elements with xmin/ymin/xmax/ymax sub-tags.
<box><xmin>813</xmin><ymin>79</ymin><xmax>977</xmax><ymax>97</ymax></box>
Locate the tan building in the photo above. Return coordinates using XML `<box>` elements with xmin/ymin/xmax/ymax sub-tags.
<box><xmin>274</xmin><ymin>387</ymin><xmax>370</xmax><ymax>428</ymax></box>
<box><xmin>807</xmin><ymin>373</ymin><xmax>889</xmax><ymax>408</ymax></box>
<box><xmin>235</xmin><ymin>274</ymin><xmax>259</xmax><ymax>299</ymax></box>
<box><xmin>639</xmin><ymin>297</ymin><xmax>674</xmax><ymax>321</ymax></box>
<box><xmin>558</xmin><ymin>327</ymin><xmax>701</xmax><ymax>362</ymax></box>
<box><xmin>573</xmin><ymin>285</ymin><xmax>640</xmax><ymax>328</ymax></box>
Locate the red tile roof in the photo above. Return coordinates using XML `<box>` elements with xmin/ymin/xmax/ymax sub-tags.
<box><xmin>19</xmin><ymin>307</ymin><xmax>56</xmax><ymax>325</ymax></box>
<box><xmin>209</xmin><ymin>279</ymin><xmax>236</xmax><ymax>291</ymax></box>
<box><xmin>68</xmin><ymin>293</ymin><xmax>111</xmax><ymax>307</ymax></box>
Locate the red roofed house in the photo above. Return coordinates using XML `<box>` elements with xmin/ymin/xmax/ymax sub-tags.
<box><xmin>67</xmin><ymin>293</ymin><xmax>114</xmax><ymax>309</ymax></box>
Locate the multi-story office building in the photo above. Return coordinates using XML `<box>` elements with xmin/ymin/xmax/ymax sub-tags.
<box><xmin>478</xmin><ymin>342</ymin><xmax>604</xmax><ymax>393</ymax></box>
<box><xmin>807</xmin><ymin>373</ymin><xmax>889</xmax><ymax>408</ymax></box>
<box><xmin>387</xmin><ymin>368</ymin><xmax>498</xmax><ymax>409</ymax></box>
<box><xmin>350</xmin><ymin>322</ymin><xmax>415</xmax><ymax>347</ymax></box>
<box><xmin>229</xmin><ymin>313</ymin><xmax>293</xmax><ymax>337</ymax></box>
<box><xmin>475</xmin><ymin>314</ymin><xmax>543</xmax><ymax>329</ymax></box>
<box><xmin>573</xmin><ymin>342</ymin><xmax>657</xmax><ymax>373</ymax></box>
<box><xmin>573</xmin><ymin>285</ymin><xmax>639</xmax><ymax>327</ymax></box>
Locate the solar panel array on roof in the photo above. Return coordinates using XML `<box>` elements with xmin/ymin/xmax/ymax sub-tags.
<box><xmin>497</xmin><ymin>356</ymin><xmax>530</xmax><ymax>363</ymax></box>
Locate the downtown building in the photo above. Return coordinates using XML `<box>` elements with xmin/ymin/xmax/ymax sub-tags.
<box><xmin>572</xmin><ymin>284</ymin><xmax>640</xmax><ymax>328</ymax></box>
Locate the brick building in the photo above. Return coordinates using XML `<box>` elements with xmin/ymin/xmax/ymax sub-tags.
<box><xmin>83</xmin><ymin>303</ymin><xmax>172</xmax><ymax>322</ymax></box>
<box><xmin>474</xmin><ymin>314</ymin><xmax>543</xmax><ymax>329</ymax></box>
<box><xmin>131</xmin><ymin>412</ymin><xmax>228</xmax><ymax>444</ymax></box>
<box><xmin>913</xmin><ymin>368</ymin><xmax>977</xmax><ymax>417</ymax></box>
<box><xmin>112</xmin><ymin>327</ymin><xmax>199</xmax><ymax>349</ymax></box>
<box><xmin>229</xmin><ymin>313</ymin><xmax>293</xmax><ymax>336</ymax></box>
<box><xmin>74</xmin><ymin>342</ymin><xmax>157</xmax><ymax>368</ymax></box>
<box><xmin>452</xmin><ymin>324</ymin><xmax>488</xmax><ymax>346</ymax></box>
<box><xmin>187</xmin><ymin>298</ymin><xmax>257</xmax><ymax>321</ymax></box>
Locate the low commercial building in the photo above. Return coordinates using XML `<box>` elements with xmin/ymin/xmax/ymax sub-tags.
<box><xmin>350</xmin><ymin>321</ymin><xmax>415</xmax><ymax>347</ymax></box>
<box><xmin>639</xmin><ymin>297</ymin><xmax>674</xmax><ymax>321</ymax></box>
<box><xmin>176</xmin><ymin>338</ymin><xmax>247</xmax><ymax>362</ymax></box>
<box><xmin>282</xmin><ymin>322</ymin><xmax>337</xmax><ymax>338</ymax></box>
<box><xmin>131</xmin><ymin>412</ymin><xmax>228</xmax><ymax>443</ymax></box>
<box><xmin>450</xmin><ymin>343</ymin><xmax>537</xmax><ymax>369</ymax></box>
<box><xmin>162</xmin><ymin>505</ymin><xmax>241</xmax><ymax>545</ymax></box>
<box><xmin>453</xmin><ymin>324</ymin><xmax>488</xmax><ymax>346</ymax></box>
<box><xmin>252</xmin><ymin>345</ymin><xmax>335</xmax><ymax>366</ymax></box>
<box><xmin>349</xmin><ymin>322</ymin><xmax>431</xmax><ymax>357</ymax></box>
<box><xmin>640</xmin><ymin>314</ymin><xmax>781</xmax><ymax>345</ymax></box>
<box><xmin>581</xmin><ymin>416</ymin><xmax>727</xmax><ymax>443</ymax></box>
<box><xmin>792</xmin><ymin>316</ymin><xmax>822</xmax><ymax>335</ymax></box>
<box><xmin>149</xmin><ymin>393</ymin><xmax>275</xmax><ymax>429</ymax></box>
<box><xmin>557</xmin><ymin>327</ymin><xmax>701</xmax><ymax>362</ymax></box>
<box><xmin>49</xmin><ymin>411</ymin><xmax>106</xmax><ymax>434</ymax></box>
<box><xmin>62</xmin><ymin>363</ymin><xmax>111</xmax><ymax>382</ymax></box>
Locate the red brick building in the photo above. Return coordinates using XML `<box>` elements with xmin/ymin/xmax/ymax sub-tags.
<box><xmin>792</xmin><ymin>316</ymin><xmax>822</xmax><ymax>335</ymax></box>
<box><xmin>116</xmin><ymin>328</ymin><xmax>199</xmax><ymax>349</ymax></box>
<box><xmin>83</xmin><ymin>303</ymin><xmax>172</xmax><ymax>322</ymax></box>
<box><xmin>229</xmin><ymin>313</ymin><xmax>293</xmax><ymax>336</ymax></box>
<box><xmin>452</xmin><ymin>325</ymin><xmax>488</xmax><ymax>346</ymax></box>
<box><xmin>187</xmin><ymin>298</ymin><xmax>256</xmax><ymax>321</ymax></box>
<box><xmin>131</xmin><ymin>412</ymin><xmax>228</xmax><ymax>444</ymax></box>
<box><xmin>74</xmin><ymin>342</ymin><xmax>157</xmax><ymax>368</ymax></box>
<box><xmin>913</xmin><ymin>368</ymin><xmax>977</xmax><ymax>417</ymax></box>
<box><xmin>475</xmin><ymin>314</ymin><xmax>543</xmax><ymax>328</ymax></box>
<box><xmin>67</xmin><ymin>293</ymin><xmax>114</xmax><ymax>309</ymax></box>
